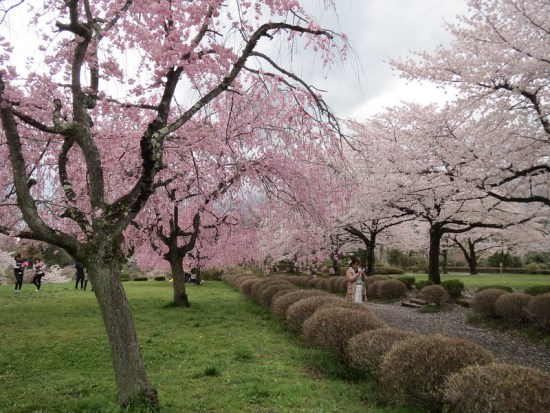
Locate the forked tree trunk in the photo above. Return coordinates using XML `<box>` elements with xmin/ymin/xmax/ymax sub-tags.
<box><xmin>90</xmin><ymin>260</ymin><xmax>158</xmax><ymax>408</ymax></box>
<box><xmin>168</xmin><ymin>255</ymin><xmax>190</xmax><ymax>307</ymax></box>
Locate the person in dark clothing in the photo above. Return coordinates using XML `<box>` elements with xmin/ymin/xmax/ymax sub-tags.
<box><xmin>32</xmin><ymin>257</ymin><xmax>46</xmax><ymax>291</ymax></box>
<box><xmin>75</xmin><ymin>262</ymin><xmax>85</xmax><ymax>289</ymax></box>
<box><xmin>83</xmin><ymin>271</ymin><xmax>89</xmax><ymax>291</ymax></box>
<box><xmin>13</xmin><ymin>253</ymin><xmax>26</xmax><ymax>292</ymax></box>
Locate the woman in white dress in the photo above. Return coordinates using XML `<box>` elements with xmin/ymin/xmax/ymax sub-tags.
<box><xmin>346</xmin><ymin>258</ymin><xmax>367</xmax><ymax>303</ymax></box>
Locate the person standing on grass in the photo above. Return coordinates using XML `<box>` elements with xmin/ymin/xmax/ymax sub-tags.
<box><xmin>346</xmin><ymin>258</ymin><xmax>367</xmax><ymax>303</ymax></box>
<box><xmin>32</xmin><ymin>257</ymin><xmax>46</xmax><ymax>291</ymax></box>
<box><xmin>75</xmin><ymin>262</ymin><xmax>85</xmax><ymax>290</ymax></box>
<box><xmin>13</xmin><ymin>253</ymin><xmax>26</xmax><ymax>292</ymax></box>
<box><xmin>83</xmin><ymin>270</ymin><xmax>89</xmax><ymax>291</ymax></box>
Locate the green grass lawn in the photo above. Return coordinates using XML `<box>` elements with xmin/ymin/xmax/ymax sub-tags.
<box><xmin>0</xmin><ymin>281</ymin><xmax>409</xmax><ymax>413</ymax></box>
<box><xmin>401</xmin><ymin>272</ymin><xmax>550</xmax><ymax>292</ymax></box>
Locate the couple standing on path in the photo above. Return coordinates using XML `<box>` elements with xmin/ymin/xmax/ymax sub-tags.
<box><xmin>13</xmin><ymin>254</ymin><xmax>46</xmax><ymax>292</ymax></box>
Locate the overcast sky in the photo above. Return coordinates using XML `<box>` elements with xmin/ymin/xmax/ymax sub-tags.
<box><xmin>302</xmin><ymin>0</ymin><xmax>468</xmax><ymax>120</ymax></box>
<box><xmin>2</xmin><ymin>0</ymin><xmax>468</xmax><ymax>121</ymax></box>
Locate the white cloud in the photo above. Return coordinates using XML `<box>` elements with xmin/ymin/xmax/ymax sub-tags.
<box><xmin>302</xmin><ymin>0</ymin><xmax>468</xmax><ymax>120</ymax></box>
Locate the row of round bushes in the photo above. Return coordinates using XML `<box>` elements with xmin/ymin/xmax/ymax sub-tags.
<box><xmin>221</xmin><ymin>273</ymin><xmax>550</xmax><ymax>412</ymax></box>
<box><xmin>269</xmin><ymin>274</ymin><xmax>469</xmax><ymax>305</ymax></box>
<box><xmin>471</xmin><ymin>288</ymin><xmax>550</xmax><ymax>329</ymax></box>
<box><xmin>264</xmin><ymin>274</ymin><xmax>413</xmax><ymax>300</ymax></box>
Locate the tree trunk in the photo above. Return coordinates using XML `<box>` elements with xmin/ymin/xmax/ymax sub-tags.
<box><xmin>195</xmin><ymin>267</ymin><xmax>202</xmax><ymax>284</ymax></box>
<box><xmin>330</xmin><ymin>251</ymin><xmax>340</xmax><ymax>275</ymax></box>
<box><xmin>365</xmin><ymin>233</ymin><xmax>376</xmax><ymax>276</ymax></box>
<box><xmin>428</xmin><ymin>225</ymin><xmax>442</xmax><ymax>284</ymax></box>
<box><xmin>441</xmin><ymin>248</ymin><xmax>448</xmax><ymax>274</ymax></box>
<box><xmin>467</xmin><ymin>239</ymin><xmax>478</xmax><ymax>275</ymax></box>
<box><xmin>90</xmin><ymin>260</ymin><xmax>158</xmax><ymax>408</ymax></box>
<box><xmin>168</xmin><ymin>253</ymin><xmax>190</xmax><ymax>307</ymax></box>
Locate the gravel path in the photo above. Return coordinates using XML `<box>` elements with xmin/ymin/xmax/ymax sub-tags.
<box><xmin>366</xmin><ymin>301</ymin><xmax>550</xmax><ymax>372</ymax></box>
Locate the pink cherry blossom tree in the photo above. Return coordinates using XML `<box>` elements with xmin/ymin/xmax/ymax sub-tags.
<box><xmin>0</xmin><ymin>0</ymin><xmax>346</xmax><ymax>407</ymax></box>
<box><xmin>392</xmin><ymin>0</ymin><xmax>549</xmax><ymax>207</ymax></box>
<box><xmin>338</xmin><ymin>125</ymin><xmax>418</xmax><ymax>274</ymax></box>
<box><xmin>362</xmin><ymin>103</ymin><xmax>536</xmax><ymax>283</ymax></box>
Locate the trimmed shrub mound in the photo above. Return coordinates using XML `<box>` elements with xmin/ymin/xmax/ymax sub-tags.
<box><xmin>316</xmin><ymin>278</ymin><xmax>332</xmax><ymax>291</ymax></box>
<box><xmin>374</xmin><ymin>267</ymin><xmax>404</xmax><ymax>275</ymax></box>
<box><xmin>258</xmin><ymin>283</ymin><xmax>296</xmax><ymax>308</ymax></box>
<box><xmin>524</xmin><ymin>285</ymin><xmax>550</xmax><ymax>296</ymax></box>
<box><xmin>364</xmin><ymin>275</ymin><xmax>389</xmax><ymax>287</ymax></box>
<box><xmin>326</xmin><ymin>277</ymin><xmax>346</xmax><ymax>293</ymax></box>
<box><xmin>526</xmin><ymin>293</ymin><xmax>550</xmax><ymax>330</ymax></box>
<box><xmin>231</xmin><ymin>275</ymin><xmax>257</xmax><ymax>288</ymax></box>
<box><xmin>379</xmin><ymin>334</ymin><xmax>494</xmax><ymax>412</ymax></box>
<box><xmin>441</xmin><ymin>279</ymin><xmax>464</xmax><ymax>299</ymax></box>
<box><xmin>239</xmin><ymin>278</ymin><xmax>260</xmax><ymax>298</ymax></box>
<box><xmin>419</xmin><ymin>285</ymin><xmax>450</xmax><ymax>306</ymax></box>
<box><xmin>154</xmin><ymin>276</ymin><xmax>166</xmax><ymax>281</ymax></box>
<box><xmin>395</xmin><ymin>276</ymin><xmax>415</xmax><ymax>289</ymax></box>
<box><xmin>270</xmin><ymin>286</ymin><xmax>300</xmax><ymax>307</ymax></box>
<box><xmin>306</xmin><ymin>277</ymin><xmax>323</xmax><ymax>289</ymax></box>
<box><xmin>286</xmin><ymin>295</ymin><xmax>344</xmax><ymax>332</ymax></box>
<box><xmin>415</xmin><ymin>280</ymin><xmax>434</xmax><ymax>290</ymax></box>
<box><xmin>494</xmin><ymin>292</ymin><xmax>532</xmax><ymax>322</ymax></box>
<box><xmin>367</xmin><ymin>280</ymin><xmax>383</xmax><ymax>298</ymax></box>
<box><xmin>249</xmin><ymin>278</ymin><xmax>290</xmax><ymax>302</ymax></box>
<box><xmin>345</xmin><ymin>328</ymin><xmax>417</xmax><ymax>380</ymax></box>
<box><xmin>476</xmin><ymin>285</ymin><xmax>514</xmax><ymax>293</ymax></box>
<box><xmin>302</xmin><ymin>306</ymin><xmax>385</xmax><ymax>356</ymax></box>
<box><xmin>202</xmin><ymin>267</ymin><xmax>223</xmax><ymax>280</ymax></box>
<box><xmin>222</xmin><ymin>274</ymin><xmax>255</xmax><ymax>289</ymax></box>
<box><xmin>471</xmin><ymin>288</ymin><xmax>510</xmax><ymax>317</ymax></box>
<box><xmin>134</xmin><ymin>276</ymin><xmax>148</xmax><ymax>281</ymax></box>
<box><xmin>375</xmin><ymin>279</ymin><xmax>408</xmax><ymax>299</ymax></box>
<box><xmin>271</xmin><ymin>289</ymin><xmax>328</xmax><ymax>320</ymax></box>
<box><xmin>445</xmin><ymin>364</ymin><xmax>550</xmax><ymax>413</ymax></box>
<box><xmin>292</xmin><ymin>276</ymin><xmax>311</xmax><ymax>288</ymax></box>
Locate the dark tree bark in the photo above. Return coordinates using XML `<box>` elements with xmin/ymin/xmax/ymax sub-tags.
<box><xmin>441</xmin><ymin>248</ymin><xmax>448</xmax><ymax>274</ymax></box>
<box><xmin>344</xmin><ymin>226</ymin><xmax>375</xmax><ymax>275</ymax></box>
<box><xmin>452</xmin><ymin>237</ymin><xmax>481</xmax><ymax>275</ymax></box>
<box><xmin>167</xmin><ymin>250</ymin><xmax>190</xmax><ymax>307</ymax></box>
<box><xmin>89</xmin><ymin>251</ymin><xmax>158</xmax><ymax>407</ymax></box>
<box><xmin>344</xmin><ymin>216</ymin><xmax>413</xmax><ymax>276</ymax></box>
<box><xmin>330</xmin><ymin>251</ymin><xmax>340</xmax><ymax>275</ymax></box>
<box><xmin>365</xmin><ymin>232</ymin><xmax>377</xmax><ymax>275</ymax></box>
<box><xmin>428</xmin><ymin>224</ymin><xmax>443</xmax><ymax>284</ymax></box>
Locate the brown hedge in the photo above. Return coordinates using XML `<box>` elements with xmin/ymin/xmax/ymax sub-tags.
<box><xmin>302</xmin><ymin>306</ymin><xmax>385</xmax><ymax>356</ymax></box>
<box><xmin>249</xmin><ymin>278</ymin><xmax>291</xmax><ymax>302</ymax></box>
<box><xmin>345</xmin><ymin>328</ymin><xmax>417</xmax><ymax>380</ymax></box>
<box><xmin>494</xmin><ymin>292</ymin><xmax>532</xmax><ymax>322</ymax></box>
<box><xmin>376</xmin><ymin>279</ymin><xmax>408</xmax><ymax>299</ymax></box>
<box><xmin>258</xmin><ymin>283</ymin><xmax>296</xmax><ymax>308</ymax></box>
<box><xmin>379</xmin><ymin>334</ymin><xmax>494</xmax><ymax>412</ymax></box>
<box><xmin>367</xmin><ymin>280</ymin><xmax>383</xmax><ymax>298</ymax></box>
<box><xmin>270</xmin><ymin>289</ymin><xmax>328</xmax><ymax>320</ymax></box>
<box><xmin>285</xmin><ymin>295</ymin><xmax>345</xmax><ymax>332</ymax></box>
<box><xmin>471</xmin><ymin>288</ymin><xmax>510</xmax><ymax>317</ymax></box>
<box><xmin>526</xmin><ymin>293</ymin><xmax>550</xmax><ymax>330</ymax></box>
<box><xmin>364</xmin><ymin>275</ymin><xmax>389</xmax><ymax>287</ymax></box>
<box><xmin>445</xmin><ymin>363</ymin><xmax>550</xmax><ymax>413</ymax></box>
<box><xmin>239</xmin><ymin>278</ymin><xmax>261</xmax><ymax>298</ymax></box>
<box><xmin>419</xmin><ymin>285</ymin><xmax>450</xmax><ymax>306</ymax></box>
